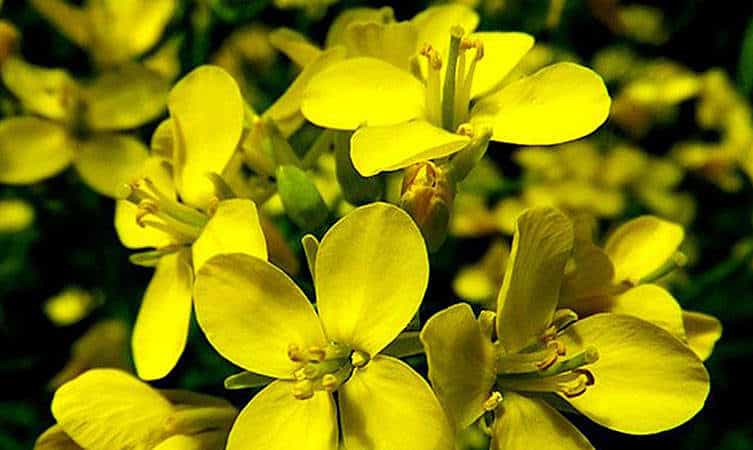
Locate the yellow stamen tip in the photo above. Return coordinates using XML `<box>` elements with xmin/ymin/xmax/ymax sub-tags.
<box><xmin>483</xmin><ymin>391</ymin><xmax>503</xmax><ymax>411</ymax></box>
<box><xmin>351</xmin><ymin>350</ymin><xmax>370</xmax><ymax>368</ymax></box>
<box><xmin>451</xmin><ymin>25</ymin><xmax>465</xmax><ymax>38</ymax></box>
<box><xmin>292</xmin><ymin>380</ymin><xmax>314</xmax><ymax>400</ymax></box>
<box><xmin>321</xmin><ymin>374</ymin><xmax>338</xmax><ymax>392</ymax></box>
<box><xmin>584</xmin><ymin>347</ymin><xmax>599</xmax><ymax>364</ymax></box>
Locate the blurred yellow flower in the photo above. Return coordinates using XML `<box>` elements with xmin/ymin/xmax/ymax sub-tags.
<box><xmin>0</xmin><ymin>198</ymin><xmax>34</xmax><ymax>233</ymax></box>
<box><xmin>30</xmin><ymin>0</ymin><xmax>176</xmax><ymax>68</ymax></box>
<box><xmin>193</xmin><ymin>202</ymin><xmax>452</xmax><ymax>450</ymax></box>
<box><xmin>43</xmin><ymin>287</ymin><xmax>98</xmax><ymax>326</ymax></box>
<box><xmin>422</xmin><ymin>208</ymin><xmax>710</xmax><ymax>448</ymax></box>
<box><xmin>0</xmin><ymin>57</ymin><xmax>168</xmax><ymax>196</ymax></box>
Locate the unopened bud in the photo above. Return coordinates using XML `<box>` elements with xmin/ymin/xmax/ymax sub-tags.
<box><xmin>400</xmin><ymin>161</ymin><xmax>455</xmax><ymax>252</ymax></box>
<box><xmin>276</xmin><ymin>165</ymin><xmax>329</xmax><ymax>232</ymax></box>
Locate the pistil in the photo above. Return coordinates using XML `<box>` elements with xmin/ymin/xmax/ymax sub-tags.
<box><xmin>287</xmin><ymin>342</ymin><xmax>356</xmax><ymax>400</ymax></box>
<box><xmin>441</xmin><ymin>26</ymin><xmax>465</xmax><ymax>131</ymax></box>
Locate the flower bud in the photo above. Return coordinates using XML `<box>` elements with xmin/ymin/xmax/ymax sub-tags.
<box><xmin>276</xmin><ymin>165</ymin><xmax>329</xmax><ymax>232</ymax></box>
<box><xmin>400</xmin><ymin>161</ymin><xmax>455</xmax><ymax>252</ymax></box>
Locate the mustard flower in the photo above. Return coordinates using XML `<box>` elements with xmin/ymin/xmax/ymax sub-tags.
<box><xmin>301</xmin><ymin>4</ymin><xmax>611</xmax><ymax>176</ymax></box>
<box><xmin>193</xmin><ymin>202</ymin><xmax>452</xmax><ymax>450</ymax></box>
<box><xmin>114</xmin><ymin>66</ymin><xmax>268</xmax><ymax>380</ymax></box>
<box><xmin>29</xmin><ymin>0</ymin><xmax>176</xmax><ymax>68</ymax></box>
<box><xmin>421</xmin><ymin>207</ymin><xmax>710</xmax><ymax>449</ymax></box>
<box><xmin>39</xmin><ymin>369</ymin><xmax>236</xmax><ymax>450</ymax></box>
<box><xmin>0</xmin><ymin>57</ymin><xmax>168</xmax><ymax>196</ymax></box>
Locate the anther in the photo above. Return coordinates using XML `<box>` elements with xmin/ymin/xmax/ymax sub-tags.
<box><xmin>287</xmin><ymin>344</ymin><xmax>305</xmax><ymax>363</ymax></box>
<box><xmin>308</xmin><ymin>346</ymin><xmax>326</xmax><ymax>363</ymax></box>
<box><xmin>351</xmin><ymin>350</ymin><xmax>370</xmax><ymax>368</ymax></box>
<box><xmin>321</xmin><ymin>374</ymin><xmax>338</xmax><ymax>392</ymax></box>
<box><xmin>292</xmin><ymin>380</ymin><xmax>314</xmax><ymax>400</ymax></box>
<box><xmin>456</xmin><ymin>123</ymin><xmax>474</xmax><ymax>137</ymax></box>
<box><xmin>483</xmin><ymin>391</ymin><xmax>503</xmax><ymax>411</ymax></box>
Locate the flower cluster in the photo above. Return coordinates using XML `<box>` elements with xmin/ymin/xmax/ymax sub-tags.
<box><xmin>1</xmin><ymin>2</ymin><xmax>741</xmax><ymax>450</ymax></box>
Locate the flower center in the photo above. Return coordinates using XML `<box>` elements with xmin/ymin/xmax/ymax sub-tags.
<box><xmin>420</xmin><ymin>26</ymin><xmax>485</xmax><ymax>132</ymax></box>
<box><xmin>494</xmin><ymin>309</ymin><xmax>599</xmax><ymax>398</ymax></box>
<box><xmin>286</xmin><ymin>342</ymin><xmax>369</xmax><ymax>400</ymax></box>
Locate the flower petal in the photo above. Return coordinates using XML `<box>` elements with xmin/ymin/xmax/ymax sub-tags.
<box><xmin>496</xmin><ymin>207</ymin><xmax>573</xmax><ymax>352</ymax></box>
<box><xmin>683</xmin><ymin>310</ymin><xmax>722</xmax><ymax>361</ymax></box>
<box><xmin>0</xmin><ymin>57</ymin><xmax>78</xmax><ymax>121</ymax></box>
<box><xmin>29</xmin><ymin>0</ymin><xmax>89</xmax><ymax>48</ymax></box>
<box><xmin>325</xmin><ymin>6</ymin><xmax>395</xmax><ymax>48</ymax></box>
<box><xmin>132</xmin><ymin>250</ymin><xmax>193</xmax><ymax>380</ymax></box>
<box><xmin>343</xmin><ymin>21</ymin><xmax>418</xmax><ymax>71</ymax></box>
<box><xmin>301</xmin><ymin>57</ymin><xmax>426</xmax><ymax>130</ymax></box>
<box><xmin>315</xmin><ymin>203</ymin><xmax>428</xmax><ymax>356</ymax></box>
<box><xmin>74</xmin><ymin>134</ymin><xmax>149</xmax><ymax>198</ymax></box>
<box><xmin>169</xmin><ymin>65</ymin><xmax>244</xmax><ymax>208</ymax></box>
<box><xmin>605</xmin><ymin>284</ymin><xmax>686</xmax><ymax>340</ymax></box>
<box><xmin>192</xmin><ymin>199</ymin><xmax>268</xmax><ymax>271</ymax></box>
<box><xmin>84</xmin><ymin>64</ymin><xmax>169</xmax><ymax>131</ymax></box>
<box><xmin>491</xmin><ymin>393</ymin><xmax>594</xmax><ymax>450</ymax></box>
<box><xmin>227</xmin><ymin>381</ymin><xmax>337</xmax><ymax>450</ymax></box>
<box><xmin>0</xmin><ymin>117</ymin><xmax>73</xmax><ymax>184</ymax></box>
<box><xmin>194</xmin><ymin>253</ymin><xmax>326</xmax><ymax>379</ymax></box>
<box><xmin>411</xmin><ymin>4</ymin><xmax>479</xmax><ymax>52</ymax></box>
<box><xmin>351</xmin><ymin>120</ymin><xmax>470</xmax><ymax>176</ymax></box>
<box><xmin>469</xmin><ymin>32</ymin><xmax>534</xmax><ymax>99</ymax></box>
<box><xmin>340</xmin><ymin>355</ymin><xmax>453</xmax><ymax>450</ymax></box>
<box><xmin>560</xmin><ymin>313</ymin><xmax>710</xmax><ymax>434</ymax></box>
<box><xmin>604</xmin><ymin>215</ymin><xmax>684</xmax><ymax>283</ymax></box>
<box><xmin>472</xmin><ymin>62</ymin><xmax>610</xmax><ymax>145</ymax></box>
<box><xmin>51</xmin><ymin>369</ymin><xmax>174</xmax><ymax>450</ymax></box>
<box><xmin>420</xmin><ymin>303</ymin><xmax>497</xmax><ymax>430</ymax></box>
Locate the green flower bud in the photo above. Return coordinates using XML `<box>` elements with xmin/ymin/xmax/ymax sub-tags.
<box><xmin>276</xmin><ymin>165</ymin><xmax>329</xmax><ymax>231</ymax></box>
<box><xmin>400</xmin><ymin>161</ymin><xmax>455</xmax><ymax>252</ymax></box>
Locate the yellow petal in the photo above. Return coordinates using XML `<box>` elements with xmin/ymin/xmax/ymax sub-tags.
<box><xmin>29</xmin><ymin>0</ymin><xmax>89</xmax><ymax>48</ymax></box>
<box><xmin>132</xmin><ymin>250</ymin><xmax>193</xmax><ymax>380</ymax></box>
<box><xmin>269</xmin><ymin>27</ymin><xmax>323</xmax><ymax>68</ymax></box>
<box><xmin>411</xmin><ymin>4</ymin><xmax>479</xmax><ymax>53</ymax></box>
<box><xmin>35</xmin><ymin>424</ymin><xmax>82</xmax><ymax>450</ymax></box>
<box><xmin>560</xmin><ymin>241</ymin><xmax>614</xmax><ymax>305</ymax></box>
<box><xmin>604</xmin><ymin>215</ymin><xmax>684</xmax><ymax>283</ymax></box>
<box><xmin>340</xmin><ymin>355</ymin><xmax>453</xmax><ymax>450</ymax></box>
<box><xmin>605</xmin><ymin>284</ymin><xmax>686</xmax><ymax>340</ymax></box>
<box><xmin>192</xmin><ymin>199</ymin><xmax>268</xmax><ymax>271</ymax></box>
<box><xmin>561</xmin><ymin>314</ymin><xmax>710</xmax><ymax>434</ymax></box>
<box><xmin>343</xmin><ymin>21</ymin><xmax>418</xmax><ymax>71</ymax></box>
<box><xmin>315</xmin><ymin>203</ymin><xmax>428</xmax><ymax>356</ymax></box>
<box><xmin>301</xmin><ymin>57</ymin><xmax>426</xmax><ymax>130</ymax></box>
<box><xmin>194</xmin><ymin>253</ymin><xmax>326</xmax><ymax>379</ymax></box>
<box><xmin>0</xmin><ymin>198</ymin><xmax>35</xmax><ymax>233</ymax></box>
<box><xmin>74</xmin><ymin>134</ymin><xmax>149</xmax><ymax>198</ymax></box>
<box><xmin>491</xmin><ymin>393</ymin><xmax>594</xmax><ymax>450</ymax></box>
<box><xmin>420</xmin><ymin>303</ymin><xmax>496</xmax><ymax>430</ymax></box>
<box><xmin>683</xmin><ymin>310</ymin><xmax>722</xmax><ymax>361</ymax></box>
<box><xmin>227</xmin><ymin>381</ymin><xmax>337</xmax><ymax>450</ymax></box>
<box><xmin>84</xmin><ymin>64</ymin><xmax>169</xmax><ymax>131</ymax></box>
<box><xmin>0</xmin><ymin>56</ymin><xmax>78</xmax><ymax>121</ymax></box>
<box><xmin>469</xmin><ymin>32</ymin><xmax>534</xmax><ymax>99</ymax></box>
<box><xmin>114</xmin><ymin>157</ymin><xmax>176</xmax><ymax>249</ymax></box>
<box><xmin>0</xmin><ymin>117</ymin><xmax>73</xmax><ymax>184</ymax></box>
<box><xmin>43</xmin><ymin>287</ymin><xmax>96</xmax><ymax>327</ymax></box>
<box><xmin>351</xmin><ymin>120</ymin><xmax>470</xmax><ymax>176</ymax></box>
<box><xmin>87</xmin><ymin>0</ymin><xmax>175</xmax><ymax>65</ymax></box>
<box><xmin>496</xmin><ymin>207</ymin><xmax>573</xmax><ymax>352</ymax></box>
<box><xmin>169</xmin><ymin>65</ymin><xmax>244</xmax><ymax>208</ymax></box>
<box><xmin>472</xmin><ymin>62</ymin><xmax>610</xmax><ymax>145</ymax></box>
<box><xmin>264</xmin><ymin>46</ymin><xmax>346</xmax><ymax>137</ymax></box>
<box><xmin>325</xmin><ymin>6</ymin><xmax>395</xmax><ymax>48</ymax></box>
<box><xmin>153</xmin><ymin>435</ymin><xmax>202</xmax><ymax>450</ymax></box>
<box><xmin>51</xmin><ymin>369</ymin><xmax>174</xmax><ymax>450</ymax></box>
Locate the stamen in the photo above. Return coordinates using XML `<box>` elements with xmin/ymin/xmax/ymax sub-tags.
<box><xmin>496</xmin><ymin>368</ymin><xmax>596</xmax><ymax>398</ymax></box>
<box><xmin>441</xmin><ymin>26</ymin><xmax>465</xmax><ymax>131</ymax></box>
<box><xmin>351</xmin><ymin>350</ymin><xmax>370</xmax><ymax>368</ymax></box>
<box><xmin>456</xmin><ymin>123</ymin><xmax>475</xmax><ymax>137</ymax></box>
<box><xmin>292</xmin><ymin>380</ymin><xmax>314</xmax><ymax>400</ymax></box>
<box><xmin>639</xmin><ymin>251</ymin><xmax>688</xmax><ymax>284</ymax></box>
<box><xmin>551</xmin><ymin>309</ymin><xmax>579</xmax><ymax>332</ymax></box>
<box><xmin>287</xmin><ymin>342</ymin><xmax>357</xmax><ymax>399</ymax></box>
<box><xmin>478</xmin><ymin>310</ymin><xmax>496</xmax><ymax>341</ymax></box>
<box><xmin>455</xmin><ymin>38</ymin><xmax>484</xmax><ymax>126</ymax></box>
<box><xmin>497</xmin><ymin>343</ymin><xmax>561</xmax><ymax>375</ymax></box>
<box><xmin>421</xmin><ymin>44</ymin><xmax>443</xmax><ymax>126</ymax></box>
<box><xmin>483</xmin><ymin>391</ymin><xmax>503</xmax><ymax>411</ymax></box>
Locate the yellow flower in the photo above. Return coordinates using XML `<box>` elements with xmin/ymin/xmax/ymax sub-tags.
<box><xmin>39</xmin><ymin>369</ymin><xmax>237</xmax><ymax>450</ymax></box>
<box><xmin>0</xmin><ymin>57</ymin><xmax>168</xmax><ymax>197</ymax></box>
<box><xmin>421</xmin><ymin>208</ymin><xmax>710</xmax><ymax>449</ymax></box>
<box><xmin>0</xmin><ymin>198</ymin><xmax>34</xmax><ymax>233</ymax></box>
<box><xmin>43</xmin><ymin>286</ymin><xmax>99</xmax><ymax>326</ymax></box>
<box><xmin>301</xmin><ymin>4</ymin><xmax>610</xmax><ymax>176</ymax></box>
<box><xmin>114</xmin><ymin>66</ymin><xmax>268</xmax><ymax>380</ymax></box>
<box><xmin>193</xmin><ymin>202</ymin><xmax>452</xmax><ymax>450</ymax></box>
<box><xmin>560</xmin><ymin>215</ymin><xmax>722</xmax><ymax>361</ymax></box>
<box><xmin>29</xmin><ymin>0</ymin><xmax>176</xmax><ymax>68</ymax></box>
